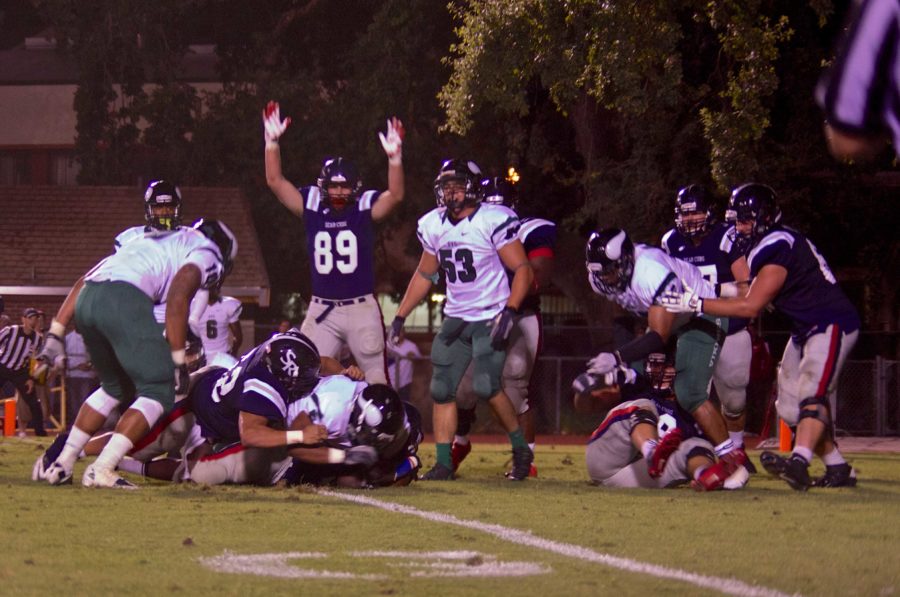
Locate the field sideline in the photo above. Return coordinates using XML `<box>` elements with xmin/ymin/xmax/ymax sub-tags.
<box><xmin>2</xmin><ymin>436</ymin><xmax>899</xmax><ymax>596</ymax></box>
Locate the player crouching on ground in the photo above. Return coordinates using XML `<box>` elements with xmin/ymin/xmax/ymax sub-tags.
<box><xmin>574</xmin><ymin>351</ymin><xmax>739</xmax><ymax>490</ymax></box>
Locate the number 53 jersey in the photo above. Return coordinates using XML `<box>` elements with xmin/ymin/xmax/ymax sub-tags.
<box><xmin>416</xmin><ymin>203</ymin><xmax>521</xmax><ymax>322</ymax></box>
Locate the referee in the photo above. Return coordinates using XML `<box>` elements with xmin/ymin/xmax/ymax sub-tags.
<box><xmin>0</xmin><ymin>308</ymin><xmax>46</xmax><ymax>436</ymax></box>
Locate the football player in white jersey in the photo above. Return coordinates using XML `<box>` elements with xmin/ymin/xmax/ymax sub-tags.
<box><xmin>390</xmin><ymin>159</ymin><xmax>535</xmax><ymax>481</ymax></box>
<box><xmin>582</xmin><ymin>227</ymin><xmax>749</xmax><ymax>490</ymax></box>
<box><xmin>114</xmin><ymin>180</ymin><xmax>187</xmax><ymax>325</ymax></box>
<box><xmin>34</xmin><ymin>219</ymin><xmax>238</xmax><ymax>489</ymax></box>
<box><xmin>189</xmin><ymin>286</ymin><xmax>243</xmax><ymax>369</ymax></box>
<box><xmin>452</xmin><ymin>175</ymin><xmax>556</xmax><ymax>478</ymax></box>
<box><xmin>263</xmin><ymin>101</ymin><xmax>405</xmax><ymax>384</ymax></box>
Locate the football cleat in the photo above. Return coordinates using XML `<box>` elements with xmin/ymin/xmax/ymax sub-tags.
<box><xmin>32</xmin><ymin>433</ymin><xmax>70</xmax><ymax>481</ymax></box>
<box><xmin>812</xmin><ymin>463</ymin><xmax>858</xmax><ymax>488</ymax></box>
<box><xmin>450</xmin><ymin>440</ymin><xmax>472</xmax><ymax>472</ymax></box>
<box><xmin>419</xmin><ymin>462</ymin><xmax>455</xmax><ymax>481</ymax></box>
<box><xmin>82</xmin><ymin>463</ymin><xmax>139</xmax><ymax>490</ymax></box>
<box><xmin>505</xmin><ymin>463</ymin><xmax>538</xmax><ymax>479</ymax></box>
<box><xmin>759</xmin><ymin>451</ymin><xmax>810</xmax><ymax>491</ymax></box>
<box><xmin>507</xmin><ymin>446</ymin><xmax>534</xmax><ymax>481</ymax></box>
<box><xmin>44</xmin><ymin>461</ymin><xmax>73</xmax><ymax>486</ymax></box>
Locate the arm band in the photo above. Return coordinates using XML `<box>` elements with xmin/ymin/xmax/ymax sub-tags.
<box><xmin>285</xmin><ymin>430</ymin><xmax>304</xmax><ymax>445</ymax></box>
<box><xmin>616</xmin><ymin>331</ymin><xmax>666</xmax><ymax>365</ymax></box>
<box><xmin>171</xmin><ymin>349</ymin><xmax>186</xmax><ymax>366</ymax></box>
<box><xmin>327</xmin><ymin>448</ymin><xmax>346</xmax><ymax>464</ymax></box>
<box><xmin>49</xmin><ymin>319</ymin><xmax>66</xmax><ymax>338</ymax></box>
<box><xmin>417</xmin><ymin>269</ymin><xmax>439</xmax><ymax>284</ymax></box>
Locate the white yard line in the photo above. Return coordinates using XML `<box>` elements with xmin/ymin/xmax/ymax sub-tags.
<box><xmin>317</xmin><ymin>489</ymin><xmax>797</xmax><ymax>597</ymax></box>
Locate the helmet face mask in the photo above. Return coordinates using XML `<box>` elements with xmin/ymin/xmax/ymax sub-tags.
<box><xmin>481</xmin><ymin>177</ymin><xmax>517</xmax><ymax>210</ymax></box>
<box><xmin>317</xmin><ymin>158</ymin><xmax>361</xmax><ymax>211</ymax></box>
<box><xmin>585</xmin><ymin>228</ymin><xmax>635</xmax><ymax>295</ymax></box>
<box><xmin>347</xmin><ymin>384</ymin><xmax>408</xmax><ymax>455</ymax></box>
<box><xmin>646</xmin><ymin>352</ymin><xmax>676</xmax><ymax>397</ymax></box>
<box><xmin>144</xmin><ymin>180</ymin><xmax>182</xmax><ymax>230</ymax></box>
<box><xmin>674</xmin><ymin>184</ymin><xmax>713</xmax><ymax>238</ymax></box>
<box><xmin>433</xmin><ymin>159</ymin><xmax>482</xmax><ymax>213</ymax></box>
<box><xmin>191</xmin><ymin>218</ymin><xmax>238</xmax><ymax>278</ymax></box>
<box><xmin>727</xmin><ymin>183</ymin><xmax>779</xmax><ymax>254</ymax></box>
<box><xmin>265</xmin><ymin>333</ymin><xmax>321</xmax><ymax>399</ymax></box>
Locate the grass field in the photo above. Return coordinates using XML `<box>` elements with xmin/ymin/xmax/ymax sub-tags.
<box><xmin>2</xmin><ymin>436</ymin><xmax>899</xmax><ymax>596</ymax></box>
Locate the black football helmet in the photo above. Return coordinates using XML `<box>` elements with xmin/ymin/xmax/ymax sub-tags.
<box><xmin>585</xmin><ymin>228</ymin><xmax>635</xmax><ymax>296</ymax></box>
<box><xmin>264</xmin><ymin>333</ymin><xmax>321</xmax><ymax>398</ymax></box>
<box><xmin>481</xmin><ymin>176</ymin><xmax>518</xmax><ymax>209</ymax></box>
<box><xmin>726</xmin><ymin>183</ymin><xmax>781</xmax><ymax>254</ymax></box>
<box><xmin>674</xmin><ymin>184</ymin><xmax>714</xmax><ymax>238</ymax></box>
<box><xmin>433</xmin><ymin>159</ymin><xmax>483</xmax><ymax>212</ymax></box>
<box><xmin>317</xmin><ymin>157</ymin><xmax>362</xmax><ymax>211</ymax></box>
<box><xmin>645</xmin><ymin>351</ymin><xmax>676</xmax><ymax>396</ymax></box>
<box><xmin>144</xmin><ymin>180</ymin><xmax>182</xmax><ymax>230</ymax></box>
<box><xmin>191</xmin><ymin>218</ymin><xmax>238</xmax><ymax>277</ymax></box>
<box><xmin>347</xmin><ymin>384</ymin><xmax>409</xmax><ymax>456</ymax></box>
<box><xmin>185</xmin><ymin>331</ymin><xmax>206</xmax><ymax>374</ymax></box>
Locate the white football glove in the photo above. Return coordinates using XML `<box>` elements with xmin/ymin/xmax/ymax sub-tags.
<box><xmin>658</xmin><ymin>283</ymin><xmax>703</xmax><ymax>314</ymax></box>
<box><xmin>603</xmin><ymin>366</ymin><xmax>637</xmax><ymax>387</ymax></box>
<box><xmin>586</xmin><ymin>351</ymin><xmax>621</xmax><ymax>376</ymax></box>
<box><xmin>378</xmin><ymin>117</ymin><xmax>404</xmax><ymax>165</ymax></box>
<box><xmin>262</xmin><ymin>100</ymin><xmax>291</xmax><ymax>148</ymax></box>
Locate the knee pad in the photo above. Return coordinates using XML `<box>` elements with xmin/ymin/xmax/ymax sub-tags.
<box><xmin>84</xmin><ymin>387</ymin><xmax>119</xmax><ymax>417</ymax></box>
<box><xmin>686</xmin><ymin>443</ymin><xmax>715</xmax><ymax>462</ymax></box>
<box><xmin>503</xmin><ymin>352</ymin><xmax>529</xmax><ymax>381</ymax></box>
<box><xmin>798</xmin><ymin>396</ymin><xmax>831</xmax><ymax>427</ymax></box>
<box><xmin>130</xmin><ymin>397</ymin><xmax>166</xmax><ymax>428</ymax></box>
<box><xmin>430</xmin><ymin>375</ymin><xmax>455</xmax><ymax>404</ymax></box>
<box><xmin>472</xmin><ymin>370</ymin><xmax>498</xmax><ymax>401</ymax></box>
<box><xmin>359</xmin><ymin>329</ymin><xmax>385</xmax><ymax>357</ymax></box>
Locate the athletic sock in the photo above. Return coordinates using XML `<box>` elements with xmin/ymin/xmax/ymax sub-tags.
<box><xmin>792</xmin><ymin>446</ymin><xmax>813</xmax><ymax>464</ymax></box>
<box><xmin>728</xmin><ymin>431</ymin><xmax>744</xmax><ymax>449</ymax></box>
<box><xmin>528</xmin><ymin>442</ymin><xmax>536</xmax><ymax>454</ymax></box>
<box><xmin>93</xmin><ymin>433</ymin><xmax>134</xmax><ymax>472</ymax></box>
<box><xmin>453</xmin><ymin>435</ymin><xmax>470</xmax><ymax>446</ymax></box>
<box><xmin>116</xmin><ymin>458</ymin><xmax>145</xmax><ymax>476</ymax></box>
<box><xmin>508</xmin><ymin>428</ymin><xmax>527</xmax><ymax>450</ymax></box>
<box><xmin>821</xmin><ymin>447</ymin><xmax>847</xmax><ymax>466</ymax></box>
<box><xmin>435</xmin><ymin>443</ymin><xmax>452</xmax><ymax>468</ymax></box>
<box><xmin>714</xmin><ymin>438</ymin><xmax>735</xmax><ymax>458</ymax></box>
<box><xmin>57</xmin><ymin>426</ymin><xmax>92</xmax><ymax>470</ymax></box>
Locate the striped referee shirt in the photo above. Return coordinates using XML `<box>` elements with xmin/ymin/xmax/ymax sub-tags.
<box><xmin>816</xmin><ymin>0</ymin><xmax>900</xmax><ymax>152</ymax></box>
<box><xmin>0</xmin><ymin>325</ymin><xmax>39</xmax><ymax>372</ymax></box>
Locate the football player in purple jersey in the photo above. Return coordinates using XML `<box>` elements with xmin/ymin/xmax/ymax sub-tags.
<box><xmin>661</xmin><ymin>185</ymin><xmax>755</xmax><ymax>474</ymax></box>
<box><xmin>263</xmin><ymin>101</ymin><xmax>405</xmax><ymax>385</ymax></box>
<box><xmin>661</xmin><ymin>183</ymin><xmax>860</xmax><ymax>490</ymax></box>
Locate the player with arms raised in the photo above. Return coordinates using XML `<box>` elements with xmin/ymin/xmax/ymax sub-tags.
<box><xmin>263</xmin><ymin>102</ymin><xmax>404</xmax><ymax>384</ymax></box>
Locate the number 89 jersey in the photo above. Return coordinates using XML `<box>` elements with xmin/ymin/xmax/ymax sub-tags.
<box><xmin>301</xmin><ymin>185</ymin><xmax>380</xmax><ymax>300</ymax></box>
<box><xmin>416</xmin><ymin>203</ymin><xmax>521</xmax><ymax>321</ymax></box>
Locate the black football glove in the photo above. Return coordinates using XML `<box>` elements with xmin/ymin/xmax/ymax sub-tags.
<box><xmin>489</xmin><ymin>307</ymin><xmax>517</xmax><ymax>350</ymax></box>
<box><xmin>389</xmin><ymin>316</ymin><xmax>405</xmax><ymax>345</ymax></box>
<box><xmin>174</xmin><ymin>363</ymin><xmax>190</xmax><ymax>397</ymax></box>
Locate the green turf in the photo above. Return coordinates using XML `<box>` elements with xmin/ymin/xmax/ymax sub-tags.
<box><xmin>1</xmin><ymin>437</ymin><xmax>899</xmax><ymax>596</ymax></box>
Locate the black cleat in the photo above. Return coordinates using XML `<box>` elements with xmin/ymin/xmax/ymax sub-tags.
<box><xmin>813</xmin><ymin>463</ymin><xmax>857</xmax><ymax>488</ymax></box>
<box><xmin>743</xmin><ymin>456</ymin><xmax>758</xmax><ymax>475</ymax></box>
<box><xmin>760</xmin><ymin>451</ymin><xmax>811</xmax><ymax>491</ymax></box>
<box><xmin>507</xmin><ymin>446</ymin><xmax>534</xmax><ymax>481</ymax></box>
<box><xmin>419</xmin><ymin>462</ymin><xmax>455</xmax><ymax>481</ymax></box>
<box><xmin>32</xmin><ymin>432</ymin><xmax>69</xmax><ymax>482</ymax></box>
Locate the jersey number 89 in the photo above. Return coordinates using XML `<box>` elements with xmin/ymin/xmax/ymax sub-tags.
<box><xmin>314</xmin><ymin>230</ymin><xmax>358</xmax><ymax>275</ymax></box>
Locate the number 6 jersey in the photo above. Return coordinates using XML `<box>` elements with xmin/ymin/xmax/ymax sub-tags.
<box><xmin>416</xmin><ymin>203</ymin><xmax>521</xmax><ymax>321</ymax></box>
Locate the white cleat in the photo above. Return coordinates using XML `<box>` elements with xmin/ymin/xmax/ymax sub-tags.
<box><xmin>44</xmin><ymin>461</ymin><xmax>73</xmax><ymax>486</ymax></box>
<box><xmin>723</xmin><ymin>465</ymin><xmax>751</xmax><ymax>490</ymax></box>
<box><xmin>82</xmin><ymin>463</ymin><xmax>138</xmax><ymax>490</ymax></box>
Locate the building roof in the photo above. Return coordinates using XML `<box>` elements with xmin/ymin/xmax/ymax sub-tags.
<box><xmin>0</xmin><ymin>185</ymin><xmax>270</xmax><ymax>315</ymax></box>
<box><xmin>0</xmin><ymin>40</ymin><xmax>219</xmax><ymax>85</ymax></box>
